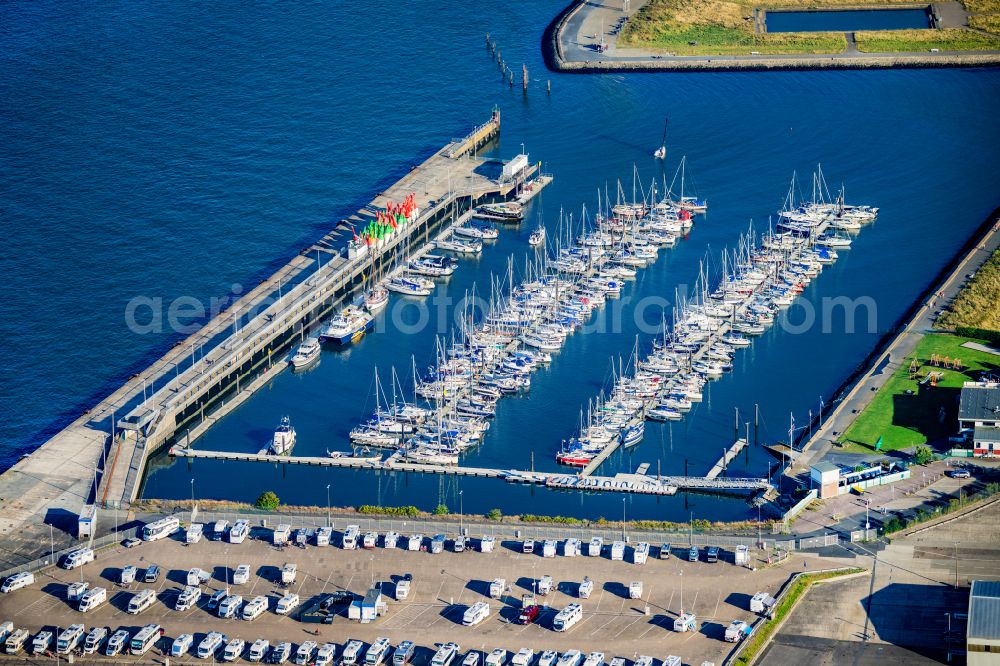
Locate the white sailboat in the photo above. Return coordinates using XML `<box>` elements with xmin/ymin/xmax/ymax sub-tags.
<box><xmin>653</xmin><ymin>116</ymin><xmax>667</xmax><ymax>159</ymax></box>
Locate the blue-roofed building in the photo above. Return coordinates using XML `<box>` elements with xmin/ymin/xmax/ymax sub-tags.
<box><xmin>968</xmin><ymin>579</ymin><xmax>1000</xmax><ymax>664</ymax></box>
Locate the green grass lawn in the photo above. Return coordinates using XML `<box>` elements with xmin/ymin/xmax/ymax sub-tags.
<box><xmin>854</xmin><ymin>28</ymin><xmax>1000</xmax><ymax>52</ymax></box>
<box><xmin>838</xmin><ymin>334</ymin><xmax>1000</xmax><ymax>453</ymax></box>
<box><xmin>620</xmin><ymin>23</ymin><xmax>847</xmax><ymax>55</ymax></box>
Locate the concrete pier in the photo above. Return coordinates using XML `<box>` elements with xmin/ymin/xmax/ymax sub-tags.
<box><xmin>705</xmin><ymin>438</ymin><xmax>749</xmax><ymax>480</ymax></box>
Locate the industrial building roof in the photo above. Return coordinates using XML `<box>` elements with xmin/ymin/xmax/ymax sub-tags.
<box><xmin>968</xmin><ymin>580</ymin><xmax>1000</xmax><ymax>641</ymax></box>
<box><xmin>958</xmin><ymin>383</ymin><xmax>1000</xmax><ymax>423</ymax></box>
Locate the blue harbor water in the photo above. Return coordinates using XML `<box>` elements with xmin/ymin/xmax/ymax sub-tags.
<box><xmin>3</xmin><ymin>1</ymin><xmax>1000</xmax><ymax>521</ymax></box>
<box><xmin>767</xmin><ymin>8</ymin><xmax>931</xmax><ymax>32</ymax></box>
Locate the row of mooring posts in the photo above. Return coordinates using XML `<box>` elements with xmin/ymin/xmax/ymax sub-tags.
<box><xmin>486</xmin><ymin>33</ymin><xmax>550</xmax><ymax>94</ymax></box>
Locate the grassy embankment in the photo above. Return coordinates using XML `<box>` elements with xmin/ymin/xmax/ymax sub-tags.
<box><xmin>732</xmin><ymin>568</ymin><xmax>867</xmax><ymax>666</ymax></box>
<box><xmin>838</xmin><ymin>333</ymin><xmax>1000</xmax><ymax>453</ymax></box>
<box><xmin>619</xmin><ymin>0</ymin><xmax>1000</xmax><ymax>56</ymax></box>
<box><xmin>936</xmin><ymin>248</ymin><xmax>1000</xmax><ymax>334</ymax></box>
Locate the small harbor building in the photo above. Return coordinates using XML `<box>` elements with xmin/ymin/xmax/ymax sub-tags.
<box><xmin>810</xmin><ymin>460</ymin><xmax>910</xmax><ymax>499</ymax></box>
<box><xmin>967</xmin><ymin>580</ymin><xmax>1000</xmax><ymax>664</ymax></box>
<box><xmin>77</xmin><ymin>505</ymin><xmax>97</xmax><ymax>539</ymax></box>
<box><xmin>958</xmin><ymin>382</ymin><xmax>1000</xmax><ymax>458</ymax></box>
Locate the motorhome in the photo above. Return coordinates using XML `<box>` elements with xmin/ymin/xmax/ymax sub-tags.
<box><xmin>486</xmin><ymin>649</ymin><xmax>507</xmax><ymax>666</ymax></box>
<box><xmin>230</xmin><ymin>519</ymin><xmax>250</xmax><ymax>544</ymax></box>
<box><xmin>662</xmin><ymin>657</ymin><xmax>682</xmax><ymax>666</ymax></box>
<box><xmin>365</xmin><ymin>637</ymin><xmax>391</xmax><ymax>665</ymax></box>
<box><xmin>453</xmin><ymin>535</ymin><xmax>467</xmax><ymax>552</ymax></box>
<box><xmin>316</xmin><ymin>526</ymin><xmax>332</xmax><ymax>546</ymax></box>
<box><xmin>363</xmin><ymin>532</ymin><xmax>378</xmax><ymax>549</ymax></box>
<box><xmin>395</xmin><ymin>578</ymin><xmax>410</xmax><ymax>601</ymax></box>
<box><xmin>67</xmin><ymin>581</ymin><xmax>89</xmax><ymax>602</ymax></box>
<box><xmin>673</xmin><ymin>612</ymin><xmax>697</xmax><ymax>632</ymax></box>
<box><xmin>725</xmin><ymin>620</ymin><xmax>752</xmax><ymax>643</ymax></box>
<box><xmin>464</xmin><ymin>655</ymin><xmax>480</xmax><ymax>666</ymax></box>
<box><xmin>735</xmin><ymin>544</ymin><xmax>750</xmax><ymax>567</ymax></box>
<box><xmin>1</xmin><ymin>572</ymin><xmax>34</xmax><ymax>593</ymax></box>
<box><xmin>629</xmin><ymin>581</ymin><xmax>643</xmax><ymax>599</ymax></box>
<box><xmin>281</xmin><ymin>562</ymin><xmax>297</xmax><ymax>585</ymax></box>
<box><xmin>171</xmin><ymin>634</ymin><xmax>193</xmax><ymax>657</ymax></box>
<box><xmin>130</xmin><ymin>624</ymin><xmax>161</xmax><ymax>656</ymax></box>
<box><xmin>219</xmin><ymin>594</ymin><xmax>243</xmax><ymax>619</ymax></box>
<box><xmin>633</xmin><ymin>657</ymin><xmax>653</xmax><ymax>666</ymax></box>
<box><xmin>610</xmin><ymin>541</ymin><xmax>625</xmax><ymax>561</ymax></box>
<box><xmin>588</xmin><ymin>537</ymin><xmax>603</xmax><ymax>557</ymax></box>
<box><xmin>233</xmin><ymin>563</ymin><xmax>251</xmax><ymax>585</ymax></box>
<box><xmin>0</xmin><ymin>622</ymin><xmax>13</xmax><ymax>644</ymax></box>
<box><xmin>242</xmin><ymin>595</ymin><xmax>268</xmax><ymax>620</ymax></box>
<box><xmin>61</xmin><ymin>547</ymin><xmax>95</xmax><ymax>570</ymax></box>
<box><xmin>512</xmin><ymin>648</ymin><xmax>535</xmax><ymax>666</ymax></box>
<box><xmin>269</xmin><ymin>642</ymin><xmax>292</xmax><ymax>663</ymax></box>
<box><xmin>144</xmin><ymin>564</ymin><xmax>161</xmax><ymax>583</ymax></box>
<box><xmin>522</xmin><ymin>539</ymin><xmax>535</xmax><ymax>554</ymax></box>
<box><xmin>206</xmin><ymin>588</ymin><xmax>228</xmax><ymax>611</ymax></box>
<box><xmin>56</xmin><ymin>624</ymin><xmax>85</xmax><ymax>654</ymax></box>
<box><xmin>343</xmin><ymin>525</ymin><xmax>360</xmax><ymax>549</ymax></box>
<box><xmin>294</xmin><ymin>641</ymin><xmax>317</xmax><ymax>665</ymax></box>
<box><xmin>248</xmin><ymin>639</ymin><xmax>270</xmax><ymax>662</ymax></box>
<box><xmin>564</xmin><ymin>538</ymin><xmax>579</xmax><ymax>556</ymax></box>
<box><xmin>341</xmin><ymin>639</ymin><xmax>364</xmax><ymax>665</ymax></box>
<box><xmin>276</xmin><ymin>591</ymin><xmax>300</xmax><ymax>614</ymax></box>
<box><xmin>120</xmin><ymin>565</ymin><xmax>138</xmax><ymax>585</ymax></box>
<box><xmin>392</xmin><ymin>641</ymin><xmax>415</xmax><ymax>665</ymax></box>
<box><xmin>658</xmin><ymin>543</ymin><xmax>671</xmax><ymax>559</ymax></box>
<box><xmin>431</xmin><ymin>534</ymin><xmax>445</xmax><ymax>554</ymax></box>
<box><xmin>480</xmin><ymin>535</ymin><xmax>495</xmax><ymax>553</ymax></box>
<box><xmin>633</xmin><ymin>542</ymin><xmax>649</xmax><ymax>565</ymax></box>
<box><xmin>186</xmin><ymin>523</ymin><xmax>204</xmax><ymax>543</ymax></box>
<box><xmin>556</xmin><ymin>650</ymin><xmax>583</xmax><ymax>666</ymax></box>
<box><xmin>223</xmin><ymin>638</ymin><xmax>246</xmax><ymax>662</ymax></box>
<box><xmin>430</xmin><ymin>642</ymin><xmax>460</xmax><ymax>666</ymax></box>
<box><xmin>538</xmin><ymin>575</ymin><xmax>553</xmax><ymax>595</ymax></box>
<box><xmin>489</xmin><ymin>578</ymin><xmax>506</xmax><ymax>598</ymax></box>
<box><xmin>750</xmin><ymin>591</ymin><xmax>776</xmax><ymax>614</ymax></box>
<box><xmin>315</xmin><ymin>642</ymin><xmax>338</xmax><ymax>666</ymax></box>
<box><xmin>583</xmin><ymin>652</ymin><xmax>604</xmax><ymax>666</ymax></box>
<box><xmin>187</xmin><ymin>567</ymin><xmax>211</xmax><ymax>586</ymax></box>
<box><xmin>384</xmin><ymin>531</ymin><xmax>399</xmax><ymax>549</ymax></box>
<box><xmin>127</xmin><ymin>588</ymin><xmax>156</xmax><ymax>614</ymax></box>
<box><xmin>5</xmin><ymin>628</ymin><xmax>29</xmax><ymax>654</ymax></box>
<box><xmin>463</xmin><ymin>601</ymin><xmax>491</xmax><ymax>626</ymax></box>
<box><xmin>407</xmin><ymin>533</ymin><xmax>423</xmax><ymax>551</ymax></box>
<box><xmin>197</xmin><ymin>632</ymin><xmax>226</xmax><ymax>659</ymax></box>
<box><xmin>105</xmin><ymin>629</ymin><xmax>129</xmax><ymax>657</ymax></box>
<box><xmin>211</xmin><ymin>520</ymin><xmax>230</xmax><ymax>540</ymax></box>
<box><xmin>543</xmin><ymin>540</ymin><xmax>556</xmax><ymax>558</ymax></box>
<box><xmin>553</xmin><ymin>603</ymin><xmax>583</xmax><ymax>631</ymax></box>
<box><xmin>82</xmin><ymin>626</ymin><xmax>108</xmax><ymax>654</ymax></box>
<box><xmin>32</xmin><ymin>630</ymin><xmax>53</xmax><ymax>654</ymax></box>
<box><xmin>142</xmin><ymin>516</ymin><xmax>180</xmax><ymax>541</ymax></box>
<box><xmin>272</xmin><ymin>524</ymin><xmax>291</xmax><ymax>546</ymax></box>
<box><xmin>176</xmin><ymin>585</ymin><xmax>201</xmax><ymax>611</ymax></box>
<box><xmin>537</xmin><ymin>651</ymin><xmax>558</xmax><ymax>666</ymax></box>
<box><xmin>579</xmin><ymin>577</ymin><xmax>594</xmax><ymax>599</ymax></box>
<box><xmin>78</xmin><ymin>586</ymin><xmax>107</xmax><ymax>612</ymax></box>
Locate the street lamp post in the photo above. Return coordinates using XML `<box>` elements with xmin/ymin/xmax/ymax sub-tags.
<box><xmin>190</xmin><ymin>478</ymin><xmax>195</xmax><ymax>521</ymax></box>
<box><xmin>954</xmin><ymin>542</ymin><xmax>960</xmax><ymax>588</ymax></box>
<box><xmin>865</xmin><ymin>503</ymin><xmax>870</xmax><ymax>531</ymax></box>
<box><xmin>459</xmin><ymin>490</ymin><xmax>464</xmax><ymax>536</ymax></box>
<box><xmin>326</xmin><ymin>484</ymin><xmax>331</xmax><ymax>528</ymax></box>
<box><xmin>622</xmin><ymin>497</ymin><xmax>627</xmax><ymax>542</ymax></box>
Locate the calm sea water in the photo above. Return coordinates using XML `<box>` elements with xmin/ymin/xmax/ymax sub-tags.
<box><xmin>767</xmin><ymin>8</ymin><xmax>930</xmax><ymax>32</ymax></box>
<box><xmin>3</xmin><ymin>1</ymin><xmax>1000</xmax><ymax>520</ymax></box>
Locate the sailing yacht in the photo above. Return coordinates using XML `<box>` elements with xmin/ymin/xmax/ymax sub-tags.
<box><xmin>364</xmin><ymin>285</ymin><xmax>389</xmax><ymax>314</ymax></box>
<box><xmin>269</xmin><ymin>417</ymin><xmax>296</xmax><ymax>455</ymax></box>
<box><xmin>653</xmin><ymin>116</ymin><xmax>667</xmax><ymax>159</ymax></box>
<box><xmin>529</xmin><ymin>226</ymin><xmax>546</xmax><ymax>246</ymax></box>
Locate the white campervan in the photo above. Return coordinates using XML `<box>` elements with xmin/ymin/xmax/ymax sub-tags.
<box><xmin>176</xmin><ymin>585</ymin><xmax>201</xmax><ymax>611</ymax></box>
<box><xmin>553</xmin><ymin>603</ymin><xmax>583</xmax><ymax>632</ymax></box>
<box><xmin>1</xmin><ymin>572</ymin><xmax>34</xmax><ymax>593</ymax></box>
<box><xmin>462</xmin><ymin>600</ymin><xmax>491</xmax><ymax>626</ymax></box>
<box><xmin>127</xmin><ymin>588</ymin><xmax>157</xmax><ymax>614</ymax></box>
<box><xmin>78</xmin><ymin>586</ymin><xmax>107</xmax><ymax>612</ymax></box>
<box><xmin>276</xmin><ymin>592</ymin><xmax>299</xmax><ymax>615</ymax></box>
<box><xmin>242</xmin><ymin>595</ymin><xmax>268</xmax><ymax>620</ymax></box>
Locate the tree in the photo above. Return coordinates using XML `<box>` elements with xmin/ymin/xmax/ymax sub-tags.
<box><xmin>912</xmin><ymin>444</ymin><xmax>934</xmax><ymax>465</ymax></box>
<box><xmin>486</xmin><ymin>508</ymin><xmax>502</xmax><ymax>521</ymax></box>
<box><xmin>255</xmin><ymin>491</ymin><xmax>280</xmax><ymax>511</ymax></box>
<box><xmin>433</xmin><ymin>503</ymin><xmax>449</xmax><ymax>515</ymax></box>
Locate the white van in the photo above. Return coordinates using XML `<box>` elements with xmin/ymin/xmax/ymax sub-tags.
<box><xmin>242</xmin><ymin>595</ymin><xmax>268</xmax><ymax>620</ymax></box>
<box><xmin>543</xmin><ymin>540</ymin><xmax>557</xmax><ymax>558</ymax></box>
<box><xmin>1</xmin><ymin>572</ymin><xmax>34</xmax><ymax>593</ymax></box>
<box><xmin>462</xmin><ymin>600</ymin><xmax>491</xmax><ymax>626</ymax></box>
<box><xmin>553</xmin><ymin>603</ymin><xmax>583</xmax><ymax>632</ymax></box>
<box><xmin>61</xmin><ymin>547</ymin><xmax>95</xmax><ymax>570</ymax></box>
<box><xmin>219</xmin><ymin>593</ymin><xmax>243</xmax><ymax>618</ymax></box>
<box><xmin>5</xmin><ymin>628</ymin><xmax>29</xmax><ymax>654</ymax></box>
<box><xmin>610</xmin><ymin>541</ymin><xmax>625</xmax><ymax>561</ymax></box>
<box><xmin>276</xmin><ymin>592</ymin><xmax>300</xmax><ymax>615</ymax></box>
<box><xmin>197</xmin><ymin>632</ymin><xmax>226</xmax><ymax>659</ymax></box>
<box><xmin>128</xmin><ymin>588</ymin><xmax>157</xmax><ymax>614</ymax></box>
<box><xmin>130</xmin><ymin>624</ymin><xmax>161</xmax><ymax>656</ymax></box>
<box><xmin>56</xmin><ymin>624</ymin><xmax>85</xmax><ymax>654</ymax></box>
<box><xmin>176</xmin><ymin>585</ymin><xmax>201</xmax><ymax>611</ymax></box>
<box><xmin>489</xmin><ymin>578</ymin><xmax>505</xmax><ymax>598</ymax></box>
<box><xmin>588</xmin><ymin>537</ymin><xmax>603</xmax><ymax>557</ymax></box>
<box><xmin>342</xmin><ymin>639</ymin><xmax>364</xmax><ymax>665</ymax></box>
<box><xmin>365</xmin><ymin>637</ymin><xmax>391</xmax><ymax>665</ymax></box>
<box><xmin>273</xmin><ymin>524</ymin><xmax>291</xmax><ymax>546</ymax></box>
<box><xmin>230</xmin><ymin>519</ymin><xmax>250</xmax><ymax>544</ymax></box>
<box><xmin>316</xmin><ymin>642</ymin><xmax>338</xmax><ymax>666</ymax></box>
<box><xmin>186</xmin><ymin>522</ymin><xmax>204</xmax><ymax>543</ymax></box>
<box><xmin>480</xmin><ymin>535</ymin><xmax>496</xmax><ymax>552</ymax></box>
<box><xmin>78</xmin><ymin>586</ymin><xmax>107</xmax><ymax>612</ymax></box>
<box><xmin>248</xmin><ymin>639</ymin><xmax>270</xmax><ymax>662</ymax></box>
<box><xmin>316</xmin><ymin>526</ymin><xmax>333</xmax><ymax>546</ymax></box>
<box><xmin>171</xmin><ymin>634</ymin><xmax>193</xmax><ymax>657</ymax></box>
<box><xmin>233</xmin><ymin>563</ymin><xmax>251</xmax><ymax>585</ymax></box>
<box><xmin>82</xmin><ymin>626</ymin><xmax>108</xmax><ymax>654</ymax></box>
<box><xmin>407</xmin><ymin>533</ymin><xmax>423</xmax><ymax>551</ymax></box>
<box><xmin>295</xmin><ymin>640</ymin><xmax>317</xmax><ymax>665</ymax></box>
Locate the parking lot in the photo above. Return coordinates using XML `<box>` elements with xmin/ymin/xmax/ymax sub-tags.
<box><xmin>0</xmin><ymin>524</ymin><xmax>834</xmax><ymax>664</ymax></box>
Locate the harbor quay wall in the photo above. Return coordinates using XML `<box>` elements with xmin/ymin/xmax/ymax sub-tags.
<box><xmin>553</xmin><ymin>53</ymin><xmax>1000</xmax><ymax>73</ymax></box>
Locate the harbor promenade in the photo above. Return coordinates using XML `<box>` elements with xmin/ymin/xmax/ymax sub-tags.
<box><xmin>790</xmin><ymin>210</ymin><xmax>1000</xmax><ymax>476</ymax></box>
<box><xmin>0</xmin><ymin>111</ymin><xmax>544</xmax><ymax>569</ymax></box>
